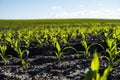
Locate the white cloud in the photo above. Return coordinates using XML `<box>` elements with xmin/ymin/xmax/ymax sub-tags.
<box><xmin>49</xmin><ymin>8</ymin><xmax>120</xmax><ymax>19</ymax></box>
<box><xmin>51</xmin><ymin>6</ymin><xmax>62</xmax><ymax>10</ymax></box>
<box><xmin>117</xmin><ymin>8</ymin><xmax>120</xmax><ymax>11</ymax></box>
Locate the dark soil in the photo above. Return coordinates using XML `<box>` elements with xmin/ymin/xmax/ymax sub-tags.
<box><xmin>0</xmin><ymin>42</ymin><xmax>120</xmax><ymax>80</ymax></box>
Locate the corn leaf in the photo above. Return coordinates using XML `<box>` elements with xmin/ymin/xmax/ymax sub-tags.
<box><xmin>91</xmin><ymin>51</ymin><xmax>99</xmax><ymax>72</ymax></box>
<box><xmin>82</xmin><ymin>40</ymin><xmax>87</xmax><ymax>49</ymax></box>
<box><xmin>56</xmin><ymin>41</ymin><xmax>61</xmax><ymax>53</ymax></box>
<box><xmin>106</xmin><ymin>39</ymin><xmax>114</xmax><ymax>49</ymax></box>
<box><xmin>100</xmin><ymin>66</ymin><xmax>113</xmax><ymax>80</ymax></box>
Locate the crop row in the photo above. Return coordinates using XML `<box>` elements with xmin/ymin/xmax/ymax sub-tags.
<box><xmin>0</xmin><ymin>23</ymin><xmax>120</xmax><ymax>80</ymax></box>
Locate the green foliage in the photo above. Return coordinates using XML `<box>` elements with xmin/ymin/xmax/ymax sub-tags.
<box><xmin>81</xmin><ymin>39</ymin><xmax>104</xmax><ymax>58</ymax></box>
<box><xmin>0</xmin><ymin>19</ymin><xmax>120</xmax><ymax>71</ymax></box>
<box><xmin>104</xmin><ymin>38</ymin><xmax>120</xmax><ymax>66</ymax></box>
<box><xmin>0</xmin><ymin>44</ymin><xmax>7</xmax><ymax>65</ymax></box>
<box><xmin>23</xmin><ymin>31</ymin><xmax>32</xmax><ymax>48</ymax></box>
<box><xmin>100</xmin><ymin>66</ymin><xmax>113</xmax><ymax>80</ymax></box>
<box><xmin>54</xmin><ymin>41</ymin><xmax>63</xmax><ymax>61</ymax></box>
<box><xmin>12</xmin><ymin>40</ymin><xmax>29</xmax><ymax>65</ymax></box>
<box><xmin>52</xmin><ymin>41</ymin><xmax>77</xmax><ymax>62</ymax></box>
<box><xmin>91</xmin><ymin>52</ymin><xmax>100</xmax><ymax>72</ymax></box>
<box><xmin>85</xmin><ymin>51</ymin><xmax>113</xmax><ymax>80</ymax></box>
<box><xmin>85</xmin><ymin>51</ymin><xmax>100</xmax><ymax>80</ymax></box>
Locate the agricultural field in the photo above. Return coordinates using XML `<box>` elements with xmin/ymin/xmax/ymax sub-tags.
<box><xmin>1</xmin><ymin>19</ymin><xmax>120</xmax><ymax>80</ymax></box>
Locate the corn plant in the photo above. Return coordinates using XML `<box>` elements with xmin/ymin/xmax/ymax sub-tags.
<box><xmin>11</xmin><ymin>39</ymin><xmax>29</xmax><ymax>65</ymax></box>
<box><xmin>0</xmin><ymin>32</ymin><xmax>13</xmax><ymax>65</ymax></box>
<box><xmin>33</xmin><ymin>31</ymin><xmax>44</xmax><ymax>46</ymax></box>
<box><xmin>85</xmin><ymin>51</ymin><xmax>113</xmax><ymax>80</ymax></box>
<box><xmin>81</xmin><ymin>40</ymin><xmax>104</xmax><ymax>58</ymax></box>
<box><xmin>23</xmin><ymin>31</ymin><xmax>32</xmax><ymax>48</ymax></box>
<box><xmin>52</xmin><ymin>41</ymin><xmax>77</xmax><ymax>62</ymax></box>
<box><xmin>103</xmin><ymin>38</ymin><xmax>120</xmax><ymax>66</ymax></box>
<box><xmin>5</xmin><ymin>31</ymin><xmax>30</xmax><ymax>65</ymax></box>
<box><xmin>5</xmin><ymin>36</ymin><xmax>29</xmax><ymax>66</ymax></box>
<box><xmin>81</xmin><ymin>32</ymin><xmax>104</xmax><ymax>58</ymax></box>
<box><xmin>0</xmin><ymin>44</ymin><xmax>7</xmax><ymax>65</ymax></box>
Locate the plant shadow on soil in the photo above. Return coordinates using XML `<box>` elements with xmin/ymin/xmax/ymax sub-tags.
<box><xmin>0</xmin><ymin>41</ymin><xmax>120</xmax><ymax>80</ymax></box>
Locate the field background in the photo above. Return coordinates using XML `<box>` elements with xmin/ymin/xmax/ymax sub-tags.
<box><xmin>1</xmin><ymin>19</ymin><xmax>120</xmax><ymax>24</ymax></box>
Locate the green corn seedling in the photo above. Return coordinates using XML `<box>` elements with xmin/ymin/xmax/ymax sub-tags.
<box><xmin>12</xmin><ymin>39</ymin><xmax>29</xmax><ymax>65</ymax></box>
<box><xmin>55</xmin><ymin>41</ymin><xmax>63</xmax><ymax>61</ymax></box>
<box><xmin>6</xmin><ymin>37</ymin><xmax>29</xmax><ymax>66</ymax></box>
<box><xmin>81</xmin><ymin>32</ymin><xmax>104</xmax><ymax>58</ymax></box>
<box><xmin>34</xmin><ymin>32</ymin><xmax>44</xmax><ymax>46</ymax></box>
<box><xmin>5</xmin><ymin>32</ymin><xmax>29</xmax><ymax>65</ymax></box>
<box><xmin>85</xmin><ymin>51</ymin><xmax>113</xmax><ymax>80</ymax></box>
<box><xmin>23</xmin><ymin>33</ymin><xmax>31</xmax><ymax>48</ymax></box>
<box><xmin>104</xmin><ymin>38</ymin><xmax>120</xmax><ymax>66</ymax></box>
<box><xmin>52</xmin><ymin>41</ymin><xmax>77</xmax><ymax>62</ymax></box>
<box><xmin>0</xmin><ymin>44</ymin><xmax>7</xmax><ymax>65</ymax></box>
<box><xmin>81</xmin><ymin>40</ymin><xmax>104</xmax><ymax>58</ymax></box>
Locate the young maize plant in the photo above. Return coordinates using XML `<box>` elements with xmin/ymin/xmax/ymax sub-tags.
<box><xmin>0</xmin><ymin>44</ymin><xmax>7</xmax><ymax>65</ymax></box>
<box><xmin>85</xmin><ymin>51</ymin><xmax>113</xmax><ymax>80</ymax></box>
<box><xmin>23</xmin><ymin>31</ymin><xmax>32</xmax><ymax>48</ymax></box>
<box><xmin>104</xmin><ymin>38</ymin><xmax>120</xmax><ymax>66</ymax></box>
<box><xmin>5</xmin><ymin>35</ymin><xmax>29</xmax><ymax>66</ymax></box>
<box><xmin>34</xmin><ymin>31</ymin><xmax>44</xmax><ymax>46</ymax></box>
<box><xmin>52</xmin><ymin>41</ymin><xmax>77</xmax><ymax>62</ymax></box>
<box><xmin>0</xmin><ymin>32</ymin><xmax>13</xmax><ymax>65</ymax></box>
<box><xmin>81</xmin><ymin>33</ymin><xmax>104</xmax><ymax>58</ymax></box>
<box><xmin>102</xmin><ymin>29</ymin><xmax>114</xmax><ymax>42</ymax></box>
<box><xmin>11</xmin><ymin>39</ymin><xmax>29</xmax><ymax>66</ymax></box>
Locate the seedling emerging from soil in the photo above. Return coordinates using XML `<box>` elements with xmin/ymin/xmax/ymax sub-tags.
<box><xmin>81</xmin><ymin>40</ymin><xmax>104</xmax><ymax>58</ymax></box>
<box><xmin>5</xmin><ymin>35</ymin><xmax>29</xmax><ymax>65</ymax></box>
<box><xmin>85</xmin><ymin>51</ymin><xmax>113</xmax><ymax>80</ymax></box>
<box><xmin>55</xmin><ymin>41</ymin><xmax>63</xmax><ymax>61</ymax></box>
<box><xmin>52</xmin><ymin>41</ymin><xmax>77</xmax><ymax>62</ymax></box>
<box><xmin>0</xmin><ymin>44</ymin><xmax>7</xmax><ymax>65</ymax></box>
<box><xmin>104</xmin><ymin>38</ymin><xmax>120</xmax><ymax>66</ymax></box>
<box><xmin>81</xmin><ymin>32</ymin><xmax>104</xmax><ymax>58</ymax></box>
<box><xmin>23</xmin><ymin>33</ymin><xmax>31</xmax><ymax>48</ymax></box>
<box><xmin>11</xmin><ymin>39</ymin><xmax>29</xmax><ymax>66</ymax></box>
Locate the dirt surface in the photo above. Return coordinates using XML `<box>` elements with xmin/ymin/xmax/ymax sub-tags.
<box><xmin>0</xmin><ymin>43</ymin><xmax>120</xmax><ymax>80</ymax></box>
<box><xmin>0</xmin><ymin>52</ymin><xmax>120</xmax><ymax>80</ymax></box>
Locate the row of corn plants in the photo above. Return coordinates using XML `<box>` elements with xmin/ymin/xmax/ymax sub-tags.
<box><xmin>0</xmin><ymin>23</ymin><xmax>120</xmax><ymax>79</ymax></box>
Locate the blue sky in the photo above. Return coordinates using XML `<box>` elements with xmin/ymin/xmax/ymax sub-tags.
<box><xmin>0</xmin><ymin>0</ymin><xmax>120</xmax><ymax>19</ymax></box>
